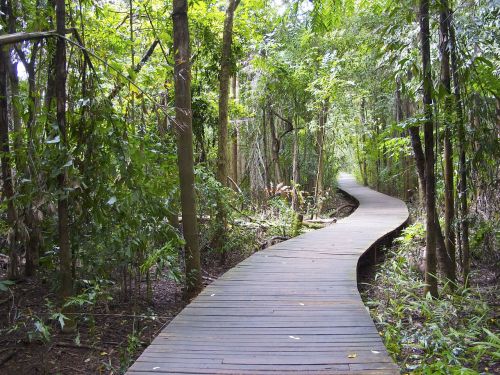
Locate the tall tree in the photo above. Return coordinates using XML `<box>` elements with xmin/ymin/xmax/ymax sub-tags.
<box><xmin>269</xmin><ymin>112</ymin><xmax>281</xmax><ymax>182</ymax></box>
<box><xmin>231</xmin><ymin>76</ymin><xmax>238</xmax><ymax>185</ymax></box>
<box><xmin>291</xmin><ymin>115</ymin><xmax>300</xmax><ymax>210</ymax></box>
<box><xmin>315</xmin><ymin>103</ymin><xmax>327</xmax><ymax>215</ymax></box>
<box><xmin>449</xmin><ymin>15</ymin><xmax>470</xmax><ymax>284</ymax></box>
<box><xmin>0</xmin><ymin>46</ymin><xmax>20</xmax><ymax>279</ymax></box>
<box><xmin>215</xmin><ymin>0</ymin><xmax>241</xmax><ymax>263</ymax></box>
<box><xmin>172</xmin><ymin>0</ymin><xmax>202</xmax><ymax>299</ymax></box>
<box><xmin>419</xmin><ymin>0</ymin><xmax>438</xmax><ymax>297</ymax></box>
<box><xmin>439</xmin><ymin>0</ymin><xmax>456</xmax><ymax>281</ymax></box>
<box><xmin>55</xmin><ymin>0</ymin><xmax>73</xmax><ymax>312</ymax></box>
<box><xmin>217</xmin><ymin>0</ymin><xmax>241</xmax><ymax>187</ymax></box>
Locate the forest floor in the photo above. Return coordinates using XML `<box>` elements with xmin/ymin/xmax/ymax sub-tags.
<box><xmin>0</xmin><ymin>191</ymin><xmax>353</xmax><ymax>375</ymax></box>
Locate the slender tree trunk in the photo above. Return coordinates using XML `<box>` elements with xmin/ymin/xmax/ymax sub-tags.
<box><xmin>231</xmin><ymin>76</ymin><xmax>238</xmax><ymax>185</ymax></box>
<box><xmin>419</xmin><ymin>0</ymin><xmax>438</xmax><ymax>297</ymax></box>
<box><xmin>262</xmin><ymin>107</ymin><xmax>269</xmax><ymax>191</ymax></box>
<box><xmin>128</xmin><ymin>0</ymin><xmax>135</xmax><ymax>129</ymax></box>
<box><xmin>375</xmin><ymin>120</ymin><xmax>381</xmax><ymax>192</ymax></box>
<box><xmin>231</xmin><ymin>127</ymin><xmax>238</xmax><ymax>184</ymax></box>
<box><xmin>449</xmin><ymin>16</ymin><xmax>470</xmax><ymax>283</ymax></box>
<box><xmin>4</xmin><ymin>11</ymin><xmax>24</xmax><ymax>274</ymax></box>
<box><xmin>215</xmin><ymin>0</ymin><xmax>240</xmax><ymax>263</ymax></box>
<box><xmin>360</xmin><ymin>98</ymin><xmax>368</xmax><ymax>186</ymax></box>
<box><xmin>55</xmin><ymin>0</ymin><xmax>74</xmax><ymax>323</ymax></box>
<box><xmin>315</xmin><ymin>104</ymin><xmax>327</xmax><ymax>215</ymax></box>
<box><xmin>439</xmin><ymin>0</ymin><xmax>456</xmax><ymax>282</ymax></box>
<box><xmin>292</xmin><ymin>115</ymin><xmax>300</xmax><ymax>210</ymax></box>
<box><xmin>269</xmin><ymin>112</ymin><xmax>281</xmax><ymax>183</ymax></box>
<box><xmin>172</xmin><ymin>0</ymin><xmax>201</xmax><ymax>299</ymax></box>
<box><xmin>217</xmin><ymin>0</ymin><xmax>240</xmax><ymax>187</ymax></box>
<box><xmin>0</xmin><ymin>46</ymin><xmax>21</xmax><ymax>280</ymax></box>
<box><xmin>408</xmin><ymin>112</ymin><xmax>456</xmax><ymax>281</ymax></box>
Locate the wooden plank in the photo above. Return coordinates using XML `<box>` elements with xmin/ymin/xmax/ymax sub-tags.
<box><xmin>126</xmin><ymin>173</ymin><xmax>408</xmax><ymax>374</ymax></box>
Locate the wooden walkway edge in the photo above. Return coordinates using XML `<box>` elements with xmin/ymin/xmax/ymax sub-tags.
<box><xmin>127</xmin><ymin>173</ymin><xmax>409</xmax><ymax>374</ymax></box>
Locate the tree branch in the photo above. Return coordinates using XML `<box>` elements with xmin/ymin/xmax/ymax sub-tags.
<box><xmin>0</xmin><ymin>29</ymin><xmax>75</xmax><ymax>46</ymax></box>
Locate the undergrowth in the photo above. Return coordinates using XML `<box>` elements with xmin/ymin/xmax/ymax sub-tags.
<box><xmin>362</xmin><ymin>223</ymin><xmax>499</xmax><ymax>374</ymax></box>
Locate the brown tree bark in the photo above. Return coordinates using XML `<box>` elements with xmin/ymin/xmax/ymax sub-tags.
<box><xmin>360</xmin><ymin>98</ymin><xmax>368</xmax><ymax>186</ymax></box>
<box><xmin>315</xmin><ymin>103</ymin><xmax>327</xmax><ymax>215</ymax></box>
<box><xmin>217</xmin><ymin>0</ymin><xmax>240</xmax><ymax>187</ymax></box>
<box><xmin>449</xmin><ymin>16</ymin><xmax>470</xmax><ymax>284</ymax></box>
<box><xmin>214</xmin><ymin>0</ymin><xmax>240</xmax><ymax>263</ymax></box>
<box><xmin>55</xmin><ymin>0</ymin><xmax>74</xmax><ymax>320</ymax></box>
<box><xmin>262</xmin><ymin>107</ymin><xmax>270</xmax><ymax>191</ymax></box>
<box><xmin>439</xmin><ymin>0</ymin><xmax>456</xmax><ymax>282</ymax></box>
<box><xmin>292</xmin><ymin>115</ymin><xmax>300</xmax><ymax>210</ymax></box>
<box><xmin>269</xmin><ymin>112</ymin><xmax>281</xmax><ymax>183</ymax></box>
<box><xmin>231</xmin><ymin>76</ymin><xmax>238</xmax><ymax>185</ymax></box>
<box><xmin>408</xmin><ymin>111</ymin><xmax>455</xmax><ymax>282</ymax></box>
<box><xmin>419</xmin><ymin>0</ymin><xmax>438</xmax><ymax>297</ymax></box>
<box><xmin>172</xmin><ymin>0</ymin><xmax>202</xmax><ymax>299</ymax></box>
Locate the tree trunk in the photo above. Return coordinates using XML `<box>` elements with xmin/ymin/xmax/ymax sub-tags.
<box><xmin>0</xmin><ymin>46</ymin><xmax>21</xmax><ymax>280</ymax></box>
<box><xmin>408</xmin><ymin>110</ymin><xmax>456</xmax><ymax>282</ymax></box>
<box><xmin>54</xmin><ymin>0</ymin><xmax>75</xmax><ymax>331</ymax></box>
<box><xmin>269</xmin><ymin>112</ymin><xmax>281</xmax><ymax>183</ymax></box>
<box><xmin>214</xmin><ymin>0</ymin><xmax>239</xmax><ymax>263</ymax></box>
<box><xmin>217</xmin><ymin>0</ymin><xmax>240</xmax><ymax>187</ymax></box>
<box><xmin>439</xmin><ymin>0</ymin><xmax>456</xmax><ymax>282</ymax></box>
<box><xmin>449</xmin><ymin>16</ymin><xmax>470</xmax><ymax>284</ymax></box>
<box><xmin>419</xmin><ymin>0</ymin><xmax>438</xmax><ymax>297</ymax></box>
<box><xmin>315</xmin><ymin>104</ymin><xmax>327</xmax><ymax>215</ymax></box>
<box><xmin>360</xmin><ymin>98</ymin><xmax>368</xmax><ymax>186</ymax></box>
<box><xmin>292</xmin><ymin>115</ymin><xmax>300</xmax><ymax>210</ymax></box>
<box><xmin>262</xmin><ymin>107</ymin><xmax>270</xmax><ymax>191</ymax></box>
<box><xmin>231</xmin><ymin>76</ymin><xmax>238</xmax><ymax>186</ymax></box>
<box><xmin>172</xmin><ymin>0</ymin><xmax>202</xmax><ymax>299</ymax></box>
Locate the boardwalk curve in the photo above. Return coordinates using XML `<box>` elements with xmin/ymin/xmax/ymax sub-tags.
<box><xmin>127</xmin><ymin>173</ymin><xmax>409</xmax><ymax>374</ymax></box>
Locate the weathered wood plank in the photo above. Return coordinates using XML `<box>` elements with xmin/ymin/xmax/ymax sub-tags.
<box><xmin>126</xmin><ymin>173</ymin><xmax>407</xmax><ymax>374</ymax></box>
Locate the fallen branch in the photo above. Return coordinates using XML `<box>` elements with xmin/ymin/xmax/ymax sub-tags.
<box><xmin>302</xmin><ymin>221</ymin><xmax>326</xmax><ymax>229</ymax></box>
<box><xmin>227</xmin><ymin>176</ymin><xmax>243</xmax><ymax>195</ymax></box>
<box><xmin>259</xmin><ymin>235</ymin><xmax>289</xmax><ymax>250</ymax></box>
<box><xmin>56</xmin><ymin>342</ymin><xmax>96</xmax><ymax>350</ymax></box>
<box><xmin>329</xmin><ymin>203</ymin><xmax>356</xmax><ymax>217</ymax></box>
<box><xmin>304</xmin><ymin>218</ymin><xmax>336</xmax><ymax>224</ymax></box>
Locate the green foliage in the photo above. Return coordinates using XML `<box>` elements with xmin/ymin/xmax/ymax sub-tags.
<box><xmin>118</xmin><ymin>330</ymin><xmax>143</xmax><ymax>372</ymax></box>
<box><xmin>267</xmin><ymin>197</ymin><xmax>299</xmax><ymax>237</ymax></box>
<box><xmin>364</xmin><ymin>238</ymin><xmax>497</xmax><ymax>373</ymax></box>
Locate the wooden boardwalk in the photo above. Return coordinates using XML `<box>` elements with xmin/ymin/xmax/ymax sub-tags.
<box><xmin>127</xmin><ymin>174</ymin><xmax>409</xmax><ymax>374</ymax></box>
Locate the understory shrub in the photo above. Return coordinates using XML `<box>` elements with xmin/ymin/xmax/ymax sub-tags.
<box><xmin>362</xmin><ymin>223</ymin><xmax>499</xmax><ymax>374</ymax></box>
